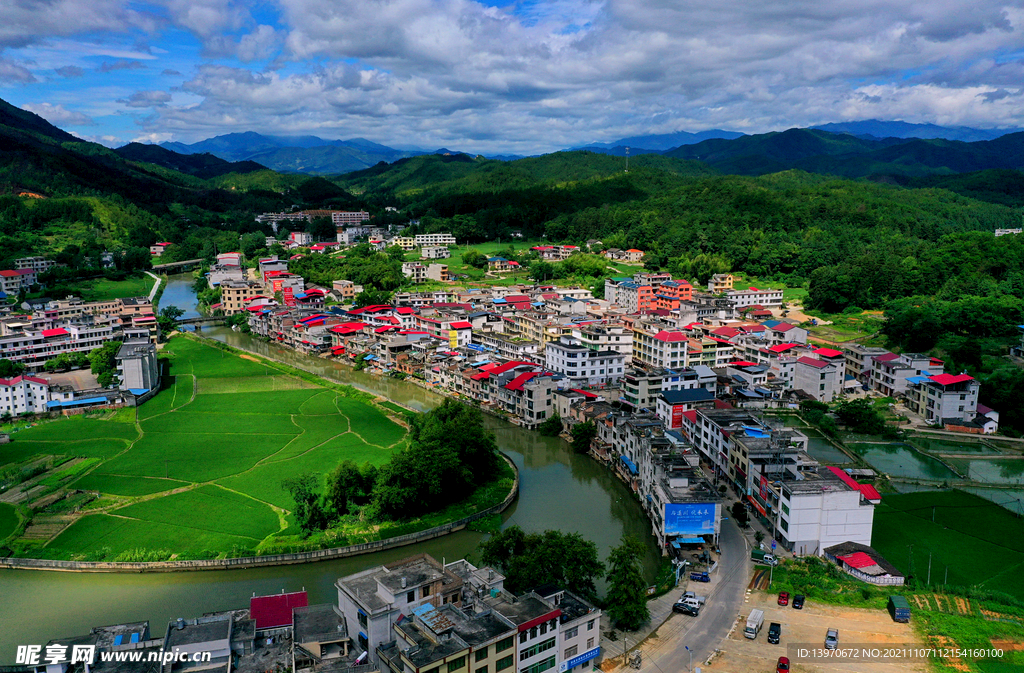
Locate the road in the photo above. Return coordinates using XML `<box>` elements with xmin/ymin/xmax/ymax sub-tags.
<box><xmin>635</xmin><ymin>517</ymin><xmax>751</xmax><ymax>673</ymax></box>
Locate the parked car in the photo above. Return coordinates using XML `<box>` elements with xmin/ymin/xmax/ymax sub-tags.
<box><xmin>776</xmin><ymin>656</ymin><xmax>790</xmax><ymax>672</ymax></box>
<box><xmin>777</xmin><ymin>591</ymin><xmax>790</xmax><ymax>606</ymax></box>
<box><xmin>672</xmin><ymin>601</ymin><xmax>699</xmax><ymax>616</ymax></box>
<box><xmin>682</xmin><ymin>591</ymin><xmax>706</xmax><ymax>606</ymax></box>
<box><xmin>825</xmin><ymin>628</ymin><xmax>839</xmax><ymax>649</ymax></box>
<box><xmin>767</xmin><ymin>622</ymin><xmax>781</xmax><ymax>644</ymax></box>
<box><xmin>792</xmin><ymin>594</ymin><xmax>805</xmax><ymax>609</ymax></box>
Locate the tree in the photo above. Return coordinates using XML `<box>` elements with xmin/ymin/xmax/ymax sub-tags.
<box><xmin>283</xmin><ymin>473</ymin><xmax>329</xmax><ymax>535</ymax></box>
<box><xmin>354</xmin><ymin>289</ymin><xmax>392</xmax><ymax>307</ymax></box>
<box><xmin>731</xmin><ymin>501</ymin><xmax>748</xmax><ymax>527</ymax></box>
<box><xmin>605</xmin><ymin>536</ymin><xmax>650</xmax><ymax>631</ymax></box>
<box><xmin>480</xmin><ymin>526</ymin><xmax>604</xmax><ymax>602</ymax></box>
<box><xmin>537</xmin><ymin>413</ymin><xmax>562</xmax><ymax>436</ymax></box>
<box><xmin>570</xmin><ymin>421</ymin><xmax>597</xmax><ymax>454</ymax></box>
<box><xmin>754</xmin><ymin>530</ymin><xmax>765</xmax><ymax>547</ymax></box>
<box><xmin>462</xmin><ymin>249</ymin><xmax>488</xmax><ymax>268</ymax></box>
<box><xmin>385</xmin><ymin>245</ymin><xmax>406</xmax><ymax>262</ymax></box>
<box><xmin>0</xmin><ymin>359</ymin><xmax>25</xmax><ymax>378</ymax></box>
<box><xmin>240</xmin><ymin>231</ymin><xmax>268</xmax><ymax>259</ymax></box>
<box><xmin>89</xmin><ymin>341</ymin><xmax>122</xmax><ymax>387</ymax></box>
<box><xmin>328</xmin><ymin>460</ymin><xmax>377</xmax><ymax>516</ymax></box>
<box><xmin>307</xmin><ymin>216</ymin><xmax>336</xmax><ymax>241</ymax></box>
<box><xmin>834</xmin><ymin>398</ymin><xmax>886</xmax><ymax>434</ymax></box>
<box><xmin>157</xmin><ymin>306</ymin><xmax>185</xmax><ymax>334</ymax></box>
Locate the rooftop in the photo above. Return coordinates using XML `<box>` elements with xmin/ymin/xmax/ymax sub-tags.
<box><xmin>293</xmin><ymin>603</ymin><xmax>348</xmax><ymax>644</ymax></box>
<box><xmin>165</xmin><ymin>617</ymin><xmax>230</xmax><ymax>648</ymax></box>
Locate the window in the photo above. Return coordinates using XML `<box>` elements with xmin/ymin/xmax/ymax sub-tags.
<box><xmin>564</xmin><ymin>646</ymin><xmax>578</xmax><ymax>659</ymax></box>
<box><xmin>407</xmin><ymin>591</ymin><xmax>415</xmax><ymax>603</ymax></box>
<box><xmin>495</xmin><ymin>656</ymin><xmax>513</xmax><ymax>672</ymax></box>
<box><xmin>495</xmin><ymin>637</ymin><xmax>513</xmax><ymax>653</ymax></box>
<box><xmin>586</xmin><ymin>638</ymin><xmax>594</xmax><ymax>650</ymax></box>
<box><xmin>539</xmin><ymin>622</ymin><xmax>547</xmax><ymax>635</ymax></box>
<box><xmin>358</xmin><ymin>612</ymin><xmax>367</xmax><ymax>629</ymax></box>
<box><xmin>563</xmin><ymin>627</ymin><xmax>578</xmax><ymax>640</ymax></box>
<box><xmin>780</xmin><ymin>519</ymin><xmax>789</xmax><ymax>532</ymax></box>
<box><xmin>448</xmin><ymin>657</ymin><xmax>466</xmax><ymax>673</ymax></box>
<box><xmin>476</xmin><ymin>667</ymin><xmax>488</xmax><ymax>673</ymax></box>
<box><xmin>781</xmin><ymin>503</ymin><xmax>790</xmax><ymax>515</ymax></box>
<box><xmin>519</xmin><ymin>638</ymin><xmax>556</xmax><ymax>661</ymax></box>
<box><xmin>422</xmin><ymin>585</ymin><xmax>432</xmax><ymax>598</ymax></box>
<box><xmin>587</xmin><ymin>620</ymin><xmax>594</xmax><ymax>631</ymax></box>
<box><xmin>519</xmin><ymin>633</ymin><xmax>528</xmax><ymax>645</ymax></box>
<box><xmin>530</xmin><ymin>627</ymin><xmax>538</xmax><ymax>639</ymax></box>
<box><xmin>521</xmin><ymin>657</ymin><xmax>556</xmax><ymax>673</ymax></box>
<box><xmin>476</xmin><ymin>648</ymin><xmax>488</xmax><ymax>663</ymax></box>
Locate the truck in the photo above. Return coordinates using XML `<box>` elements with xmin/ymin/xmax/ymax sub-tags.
<box><xmin>751</xmin><ymin>549</ymin><xmax>779</xmax><ymax>566</ymax></box>
<box><xmin>689</xmin><ymin>571</ymin><xmax>710</xmax><ymax>582</ymax></box>
<box><xmin>744</xmin><ymin>609</ymin><xmax>765</xmax><ymax>639</ymax></box>
<box><xmin>888</xmin><ymin>596</ymin><xmax>911</xmax><ymax>623</ymax></box>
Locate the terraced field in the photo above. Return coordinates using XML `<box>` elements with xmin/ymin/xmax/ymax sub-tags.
<box><xmin>0</xmin><ymin>336</ymin><xmax>407</xmax><ymax>561</ymax></box>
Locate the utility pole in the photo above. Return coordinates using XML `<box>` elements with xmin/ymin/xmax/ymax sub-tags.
<box><xmin>685</xmin><ymin>645</ymin><xmax>692</xmax><ymax>673</ymax></box>
<box><xmin>944</xmin><ymin>566</ymin><xmax>948</xmax><ymax>586</ymax></box>
<box><xmin>927</xmin><ymin>552</ymin><xmax>932</xmax><ymax>586</ymax></box>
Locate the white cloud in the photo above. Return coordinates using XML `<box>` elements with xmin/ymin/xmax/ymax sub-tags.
<box><xmin>22</xmin><ymin>102</ymin><xmax>95</xmax><ymax>125</ymax></box>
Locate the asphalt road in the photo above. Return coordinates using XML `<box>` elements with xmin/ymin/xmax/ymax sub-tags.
<box><xmin>637</xmin><ymin>517</ymin><xmax>751</xmax><ymax>673</ymax></box>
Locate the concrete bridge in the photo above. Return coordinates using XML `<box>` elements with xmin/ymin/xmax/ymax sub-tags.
<box><xmin>177</xmin><ymin>316</ymin><xmax>228</xmax><ymax>326</ymax></box>
<box><xmin>152</xmin><ymin>258</ymin><xmax>204</xmax><ymax>272</ymax></box>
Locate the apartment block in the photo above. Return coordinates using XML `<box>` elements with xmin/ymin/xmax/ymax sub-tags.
<box><xmin>544</xmin><ymin>336</ymin><xmax>625</xmax><ymax>386</ymax></box>
<box><xmin>415</xmin><ymin>233</ymin><xmax>457</xmax><ymax>246</ymax></box>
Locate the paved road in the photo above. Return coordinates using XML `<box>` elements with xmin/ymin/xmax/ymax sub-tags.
<box><xmin>634</xmin><ymin>517</ymin><xmax>751</xmax><ymax>673</ymax></box>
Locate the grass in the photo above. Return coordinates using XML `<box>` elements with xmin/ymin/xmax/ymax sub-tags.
<box><xmin>336</xmin><ymin>398</ymin><xmax>406</xmax><ymax>446</ymax></box>
<box><xmin>0</xmin><ymin>439</ymin><xmax>130</xmax><ymax>466</ymax></box>
<box><xmin>163</xmin><ymin>337</ymin><xmax>279</xmax><ymax>378</ymax></box>
<box><xmin>380</xmin><ymin>401</ymin><xmax>418</xmax><ymax>417</ymax></box>
<box><xmin>96</xmin><ymin>432</ymin><xmax>288</xmax><ymax>482</ymax></box>
<box><xmin>39</xmin><ymin>458</ymin><xmax>101</xmax><ymax>487</ymax></box>
<box><xmin>141</xmin><ymin>411</ymin><xmax>301</xmax><ymax>435</ymax></box>
<box><xmin>802</xmin><ymin>311</ymin><xmax>886</xmax><ymax>343</ymax></box>
<box><xmin>182</xmin><ymin>389</ymin><xmax>322</xmax><ymax>415</ymax></box>
<box><xmin>72</xmin><ymin>274</ymin><xmax>156</xmax><ymax>302</ymax></box>
<box><xmin>196</xmin><ymin>375</ymin><xmax>319</xmax><ymax>394</ymax></box>
<box><xmin>0</xmin><ymin>502</ymin><xmax>19</xmax><ymax>541</ymax></box>
<box><xmin>11</xmin><ymin>417</ymin><xmax>139</xmax><ymax>443</ymax></box>
<box><xmin>915</xmin><ymin>610</ymin><xmax>1024</xmax><ymax>673</ymax></box>
<box><xmin>872</xmin><ymin>491</ymin><xmax>1024</xmax><ymax>598</ymax></box>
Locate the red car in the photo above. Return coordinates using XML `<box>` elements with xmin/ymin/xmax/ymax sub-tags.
<box><xmin>776</xmin><ymin>656</ymin><xmax>790</xmax><ymax>672</ymax></box>
<box><xmin>778</xmin><ymin>591</ymin><xmax>790</xmax><ymax>606</ymax></box>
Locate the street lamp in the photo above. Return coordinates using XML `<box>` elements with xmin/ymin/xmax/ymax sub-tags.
<box><xmin>685</xmin><ymin>645</ymin><xmax>692</xmax><ymax>673</ymax></box>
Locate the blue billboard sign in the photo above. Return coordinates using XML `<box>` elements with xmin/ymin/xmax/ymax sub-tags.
<box><xmin>559</xmin><ymin>647</ymin><xmax>600</xmax><ymax>672</ymax></box>
<box><xmin>664</xmin><ymin>503</ymin><xmax>717</xmax><ymax>536</ymax></box>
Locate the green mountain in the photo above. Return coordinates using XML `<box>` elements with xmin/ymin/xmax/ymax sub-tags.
<box><xmin>113</xmin><ymin>143</ymin><xmax>267</xmax><ymax>179</ymax></box>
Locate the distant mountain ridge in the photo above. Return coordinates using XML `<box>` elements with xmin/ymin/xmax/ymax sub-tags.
<box><xmin>811</xmin><ymin>119</ymin><xmax>1023</xmax><ymax>143</ymax></box>
<box><xmin>114</xmin><ymin>142</ymin><xmax>267</xmax><ymax>179</ymax></box>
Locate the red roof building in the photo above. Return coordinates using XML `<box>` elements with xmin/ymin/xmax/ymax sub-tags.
<box><xmin>250</xmin><ymin>591</ymin><xmax>308</xmax><ymax>630</ymax></box>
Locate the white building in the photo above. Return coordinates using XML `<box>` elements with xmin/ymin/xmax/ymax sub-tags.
<box><xmin>421</xmin><ymin>245</ymin><xmax>449</xmax><ymax>260</ymax></box>
<box><xmin>0</xmin><ymin>374</ymin><xmax>50</xmax><ymax>415</ymax></box>
<box><xmin>724</xmin><ymin>286</ymin><xmax>784</xmax><ymax>308</ymax></box>
<box><xmin>116</xmin><ymin>339</ymin><xmax>160</xmax><ymax>391</ymax></box>
<box><xmin>544</xmin><ymin>336</ymin><xmax>625</xmax><ymax>386</ymax></box>
<box><xmin>794</xmin><ymin>356</ymin><xmax>842</xmax><ymax>402</ymax></box>
<box><xmin>331</xmin><ymin>211</ymin><xmax>370</xmax><ymax>226</ymax></box>
<box><xmin>14</xmin><ymin>257</ymin><xmax>58</xmax><ymax>273</ymax></box>
<box><xmin>415</xmin><ymin>233</ymin><xmax>457</xmax><ymax>246</ymax></box>
<box><xmin>769</xmin><ymin>467</ymin><xmax>879</xmax><ymax>556</ymax></box>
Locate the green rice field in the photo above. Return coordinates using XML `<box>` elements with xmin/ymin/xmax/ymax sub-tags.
<box><xmin>872</xmin><ymin>490</ymin><xmax>1024</xmax><ymax>599</ymax></box>
<box><xmin>1</xmin><ymin>336</ymin><xmax>408</xmax><ymax>561</ymax></box>
<box><xmin>0</xmin><ymin>502</ymin><xmax>19</xmax><ymax>542</ymax></box>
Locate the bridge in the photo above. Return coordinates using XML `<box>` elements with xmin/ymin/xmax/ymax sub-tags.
<box><xmin>177</xmin><ymin>316</ymin><xmax>228</xmax><ymax>326</ymax></box>
<box><xmin>152</xmin><ymin>258</ymin><xmax>204</xmax><ymax>272</ymax></box>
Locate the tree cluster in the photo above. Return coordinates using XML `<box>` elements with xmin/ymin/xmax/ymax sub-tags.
<box><xmin>89</xmin><ymin>341</ymin><xmax>122</xmax><ymax>387</ymax></box>
<box><xmin>480</xmin><ymin>526</ymin><xmax>604</xmax><ymax>602</ymax></box>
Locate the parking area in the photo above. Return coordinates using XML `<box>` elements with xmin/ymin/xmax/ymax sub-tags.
<box><xmin>704</xmin><ymin>591</ymin><xmax>929</xmax><ymax>673</ymax></box>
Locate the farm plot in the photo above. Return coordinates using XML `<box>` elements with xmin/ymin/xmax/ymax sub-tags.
<box><xmin>336</xmin><ymin>398</ymin><xmax>407</xmax><ymax>446</ymax></box>
<box><xmin>72</xmin><ymin>474</ymin><xmax>188</xmax><ymax>497</ymax></box>
<box><xmin>12</xmin><ymin>418</ymin><xmax>139</xmax><ymax>443</ymax></box>
<box><xmin>270</xmin><ymin>415</ymin><xmax>351</xmax><ymax>461</ymax></box>
<box><xmin>141</xmin><ymin>411</ymin><xmax>300</xmax><ymax>435</ymax></box>
<box><xmin>0</xmin><ymin>502</ymin><xmax>18</xmax><ymax>541</ymax></box>
<box><xmin>115</xmin><ymin>485</ymin><xmax>279</xmax><ymax>539</ymax></box>
<box><xmin>197</xmin><ymin>375</ymin><xmax>319</xmax><ymax>394</ymax></box>
<box><xmin>137</xmin><ymin>375</ymin><xmax>194</xmax><ymax>419</ymax></box>
<box><xmin>95</xmin><ymin>433</ymin><xmax>289</xmax><ymax>482</ymax></box>
<box><xmin>0</xmin><ymin>438</ymin><xmax>130</xmax><ymax>467</ymax></box>
<box><xmin>219</xmin><ymin>434</ymin><xmax>394</xmax><ymax>510</ymax></box>
<box><xmin>298</xmin><ymin>391</ymin><xmax>342</xmax><ymax>416</ymax></box>
<box><xmin>42</xmin><ymin>513</ymin><xmax>261</xmax><ymax>560</ymax></box>
<box><xmin>164</xmin><ymin>338</ymin><xmax>278</xmax><ymax>378</ymax></box>
<box><xmin>182</xmin><ymin>389</ymin><xmax>322</xmax><ymax>415</ymax></box>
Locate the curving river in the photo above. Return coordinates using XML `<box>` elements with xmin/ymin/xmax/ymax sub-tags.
<box><xmin>0</xmin><ymin>275</ymin><xmax>661</xmax><ymax>660</ymax></box>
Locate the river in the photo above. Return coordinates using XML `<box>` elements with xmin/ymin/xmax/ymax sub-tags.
<box><xmin>0</xmin><ymin>274</ymin><xmax>661</xmax><ymax>660</ymax></box>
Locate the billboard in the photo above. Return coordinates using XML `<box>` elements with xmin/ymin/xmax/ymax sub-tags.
<box><xmin>670</xmin><ymin>405</ymin><xmax>683</xmax><ymax>429</ymax></box>
<box><xmin>283</xmin><ymin>287</ymin><xmax>296</xmax><ymax>306</ymax></box>
<box><xmin>449</xmin><ymin>330</ymin><xmax>459</xmax><ymax>348</ymax></box>
<box><xmin>664</xmin><ymin>503</ymin><xmax>718</xmax><ymax>536</ymax></box>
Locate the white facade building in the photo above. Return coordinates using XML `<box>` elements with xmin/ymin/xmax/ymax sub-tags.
<box><xmin>544</xmin><ymin>336</ymin><xmax>625</xmax><ymax>386</ymax></box>
<box><xmin>0</xmin><ymin>375</ymin><xmax>50</xmax><ymax>415</ymax></box>
<box><xmin>770</xmin><ymin>467</ymin><xmax>878</xmax><ymax>556</ymax></box>
<box><xmin>415</xmin><ymin>233</ymin><xmax>457</xmax><ymax>246</ymax></box>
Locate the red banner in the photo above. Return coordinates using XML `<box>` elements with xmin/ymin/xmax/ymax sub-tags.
<box><xmin>759</xmin><ymin>474</ymin><xmax>768</xmax><ymax>501</ymax></box>
<box><xmin>671</xmin><ymin>405</ymin><xmax>683</xmax><ymax>429</ymax></box>
<box><xmin>283</xmin><ymin>287</ymin><xmax>296</xmax><ymax>306</ymax></box>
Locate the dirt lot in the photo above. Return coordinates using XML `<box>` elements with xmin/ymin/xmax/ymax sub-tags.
<box><xmin>43</xmin><ymin>368</ymin><xmax>101</xmax><ymax>391</ymax></box>
<box><xmin>703</xmin><ymin>591</ymin><xmax>928</xmax><ymax>673</ymax></box>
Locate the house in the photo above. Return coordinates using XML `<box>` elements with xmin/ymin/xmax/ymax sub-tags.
<box><xmin>622</xmin><ymin>248</ymin><xmax>644</xmax><ymax>263</ymax></box>
<box><xmin>707</xmin><ymin>274</ymin><xmax>733</xmax><ymax>293</ymax></box>
<box><xmin>14</xmin><ymin>257</ymin><xmax>58</xmax><ymax>273</ymax></box>
<box><xmin>420</xmin><ymin>246</ymin><xmax>449</xmax><ymax>260</ymax></box>
<box><xmin>725</xmin><ymin>286</ymin><xmax>784</xmax><ymax>308</ymax></box>
<box><xmin>289</xmin><ymin>231</ymin><xmax>313</xmax><ymax>246</ymax></box>
<box><xmin>487</xmin><ymin>257</ymin><xmax>519</xmax><ymax>273</ymax></box>
<box><xmin>220</xmin><ymin>280</ymin><xmax>263</xmax><ymax>314</ymax></box>
<box><xmin>655</xmin><ymin>388</ymin><xmax>716</xmax><ymax>428</ymax></box>
<box><xmin>116</xmin><ymin>340</ymin><xmax>159</xmax><ymax>391</ymax></box>
<box><xmin>389</xmin><ymin>236</ymin><xmax>417</xmax><ymax>251</ymax></box>
<box><xmin>332</xmin><ymin>279</ymin><xmax>364</xmax><ymax>302</ymax></box>
<box><xmin>544</xmin><ymin>336</ymin><xmax>625</xmax><ymax>385</ymax></box>
<box><xmin>149</xmin><ymin>242</ymin><xmax>172</xmax><ymax>256</ymax></box>
<box><xmin>904</xmin><ymin>373</ymin><xmax>982</xmax><ymax>428</ymax></box>
<box><xmin>215</xmin><ymin>252</ymin><xmax>242</xmax><ymax>267</ymax></box>
<box><xmin>794</xmin><ymin>356</ymin><xmax>842</xmax><ymax>402</ymax></box>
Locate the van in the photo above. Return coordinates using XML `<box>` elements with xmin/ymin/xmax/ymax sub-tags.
<box><xmin>767</xmin><ymin>622</ymin><xmax>781</xmax><ymax>644</ymax></box>
<box><xmin>744</xmin><ymin>609</ymin><xmax>765</xmax><ymax>639</ymax></box>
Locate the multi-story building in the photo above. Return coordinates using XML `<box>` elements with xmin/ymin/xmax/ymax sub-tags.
<box><xmin>415</xmin><ymin>233</ymin><xmax>457</xmax><ymax>246</ymax></box>
<box><xmin>569</xmin><ymin>323</ymin><xmax>632</xmax><ymax>356</ymax></box>
<box><xmin>904</xmin><ymin>373</ymin><xmax>981</xmax><ymax>427</ymax></box>
<box><xmin>474</xmin><ymin>332</ymin><xmax>540</xmax><ymax>361</ymax></box>
<box><xmin>336</xmin><ymin>554</ymin><xmax>465</xmax><ymax>667</ymax></box>
<box><xmin>149</xmin><ymin>242</ymin><xmax>172</xmax><ymax>256</ymax></box>
<box><xmin>655</xmin><ymin>389</ymin><xmax>716</xmax><ymax>428</ymax></box>
<box><xmin>421</xmin><ymin>246</ymin><xmax>449</xmax><ymax>260</ymax></box>
<box><xmin>332</xmin><ymin>211</ymin><xmax>371</xmax><ymax>226</ymax></box>
<box><xmin>332</xmin><ymin>279</ymin><xmax>364</xmax><ymax>301</ymax></box>
<box><xmin>870</xmin><ymin>352</ymin><xmax>943</xmax><ymax>397</ymax></box>
<box><xmin>631</xmin><ymin>328</ymin><xmax>689</xmax><ymax>369</ymax></box>
<box><xmin>403</xmin><ymin>262</ymin><xmax>428</xmax><ymax>284</ymax></box>
<box><xmin>289</xmin><ymin>231</ymin><xmax>313</xmax><ymax>246</ymax></box>
<box><xmin>0</xmin><ymin>374</ymin><xmax>50</xmax><ymax>414</ymax></box>
<box><xmin>793</xmin><ymin>356</ymin><xmax>842</xmax><ymax>402</ymax></box>
<box><xmin>0</xmin><ymin>321</ymin><xmax>117</xmax><ymax>369</ymax></box>
<box><xmin>116</xmin><ymin>339</ymin><xmax>159</xmax><ymax>391</ymax></box>
<box><xmin>843</xmin><ymin>344</ymin><xmax>890</xmax><ymax>384</ymax></box>
<box><xmin>544</xmin><ymin>337</ymin><xmax>625</xmax><ymax>386</ymax></box>
<box><xmin>707</xmin><ymin>274</ymin><xmax>733</xmax><ymax>293</ymax></box>
<box><xmin>389</xmin><ymin>236</ymin><xmax>417</xmax><ymax>251</ymax></box>
<box><xmin>612</xmin><ymin>281</ymin><xmax>654</xmax><ymax>313</ymax></box>
<box><xmin>0</xmin><ymin>269</ymin><xmax>36</xmax><ymax>294</ymax></box>
<box><xmin>14</xmin><ymin>257</ymin><xmax>58</xmax><ymax>273</ymax></box>
<box><xmin>724</xmin><ymin>286</ymin><xmax>784</xmax><ymax>308</ymax></box>
<box><xmin>220</xmin><ymin>280</ymin><xmax>262</xmax><ymax>315</ymax></box>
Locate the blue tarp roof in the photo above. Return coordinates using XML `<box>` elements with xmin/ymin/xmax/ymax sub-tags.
<box><xmin>742</xmin><ymin>425</ymin><xmax>768</xmax><ymax>436</ymax></box>
<box><xmin>127</xmin><ymin>388</ymin><xmax>150</xmax><ymax>395</ymax></box>
<box><xmin>754</xmin><ymin>387</ymin><xmax>773</xmax><ymax>396</ymax></box>
<box><xmin>907</xmin><ymin>375</ymin><xmax>931</xmax><ymax>384</ymax></box>
<box><xmin>620</xmin><ymin>455</ymin><xmax>638</xmax><ymax>475</ymax></box>
<box><xmin>738</xmin><ymin>389</ymin><xmax>763</xmax><ymax>398</ymax></box>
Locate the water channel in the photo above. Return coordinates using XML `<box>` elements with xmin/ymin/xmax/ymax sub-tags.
<box><xmin>0</xmin><ymin>275</ymin><xmax>661</xmax><ymax>659</ymax></box>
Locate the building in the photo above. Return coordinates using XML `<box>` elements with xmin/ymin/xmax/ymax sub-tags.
<box><xmin>724</xmin><ymin>286</ymin><xmax>784</xmax><ymax>308</ymax></box>
<box><xmin>488</xmin><ymin>258</ymin><xmax>520</xmax><ymax>273</ymax></box>
<box><xmin>149</xmin><ymin>242</ymin><xmax>172</xmax><ymax>257</ymax></box>
<box><xmin>333</xmin><ymin>211</ymin><xmax>371</xmax><ymax>226</ymax></box>
<box><xmin>116</xmin><ymin>339</ymin><xmax>159</xmax><ymax>391</ymax></box>
<box><xmin>415</xmin><ymin>233</ymin><xmax>457</xmax><ymax>246</ymax></box>
<box><xmin>0</xmin><ymin>269</ymin><xmax>36</xmax><ymax>294</ymax></box>
<box><xmin>426</xmin><ymin>264</ymin><xmax>449</xmax><ymax>283</ymax></box>
<box><xmin>544</xmin><ymin>336</ymin><xmax>625</xmax><ymax>386</ymax></box>
<box><xmin>421</xmin><ymin>246</ymin><xmax>449</xmax><ymax>260</ymax></box>
<box><xmin>707</xmin><ymin>274</ymin><xmax>734</xmax><ymax>293</ymax></box>
<box><xmin>904</xmin><ymin>373</ymin><xmax>981</xmax><ymax>427</ymax></box>
<box><xmin>767</xmin><ymin>467</ymin><xmax>879</xmax><ymax>555</ymax></box>
<box><xmin>336</xmin><ymin>554</ymin><xmax>464</xmax><ymax>667</ymax></box>
<box><xmin>870</xmin><ymin>352</ymin><xmax>943</xmax><ymax>397</ymax></box>
<box><xmin>0</xmin><ymin>374</ymin><xmax>50</xmax><ymax>415</ymax></box>
<box><xmin>220</xmin><ymin>280</ymin><xmax>262</xmax><ymax>315</ymax></box>
<box><xmin>215</xmin><ymin>252</ymin><xmax>242</xmax><ymax>267</ymax></box>
<box><xmin>333</xmin><ymin>279</ymin><xmax>365</xmax><ymax>301</ymax></box>
<box><xmin>655</xmin><ymin>389</ymin><xmax>716</xmax><ymax>428</ymax></box>
<box><xmin>390</xmin><ymin>236</ymin><xmax>417</xmax><ymax>251</ymax></box>
<box><xmin>793</xmin><ymin>356</ymin><xmax>842</xmax><ymax>402</ymax></box>
<box><xmin>15</xmin><ymin>256</ymin><xmax>58</xmax><ymax>273</ymax></box>
<box><xmin>289</xmin><ymin>231</ymin><xmax>313</xmax><ymax>246</ymax></box>
<box><xmin>843</xmin><ymin>344</ymin><xmax>890</xmax><ymax>384</ymax></box>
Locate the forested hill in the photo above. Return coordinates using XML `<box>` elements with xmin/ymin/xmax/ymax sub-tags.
<box><xmin>113</xmin><ymin>143</ymin><xmax>267</xmax><ymax>179</ymax></box>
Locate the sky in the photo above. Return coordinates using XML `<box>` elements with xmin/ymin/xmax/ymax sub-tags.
<box><xmin>2</xmin><ymin>0</ymin><xmax>1024</xmax><ymax>154</ymax></box>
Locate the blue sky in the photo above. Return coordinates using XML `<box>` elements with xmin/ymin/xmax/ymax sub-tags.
<box><xmin>2</xmin><ymin>0</ymin><xmax>1023</xmax><ymax>154</ymax></box>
